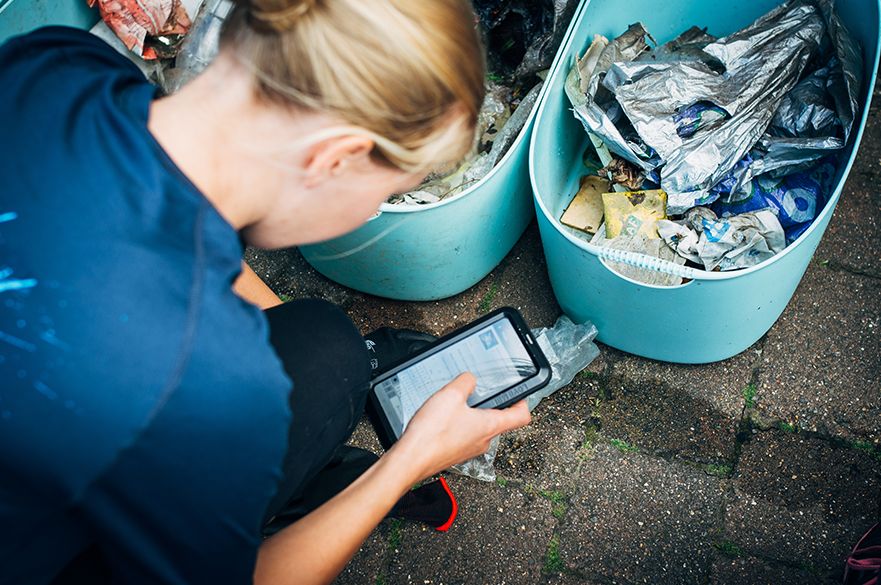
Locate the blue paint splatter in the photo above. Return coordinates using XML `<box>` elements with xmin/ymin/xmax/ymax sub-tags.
<box><xmin>39</xmin><ymin>329</ymin><xmax>70</xmax><ymax>351</ymax></box>
<box><xmin>0</xmin><ymin>278</ymin><xmax>37</xmax><ymax>293</ymax></box>
<box><xmin>0</xmin><ymin>267</ymin><xmax>37</xmax><ymax>294</ymax></box>
<box><xmin>0</xmin><ymin>208</ymin><xmax>39</xmax><ymax>294</ymax></box>
<box><xmin>33</xmin><ymin>380</ymin><xmax>58</xmax><ymax>400</ymax></box>
<box><xmin>0</xmin><ymin>331</ymin><xmax>36</xmax><ymax>352</ymax></box>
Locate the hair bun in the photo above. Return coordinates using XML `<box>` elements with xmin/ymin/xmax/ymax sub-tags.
<box><xmin>249</xmin><ymin>0</ymin><xmax>317</xmax><ymax>32</ymax></box>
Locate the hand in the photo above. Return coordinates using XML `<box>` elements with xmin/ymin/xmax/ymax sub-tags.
<box><xmin>391</xmin><ymin>373</ymin><xmax>532</xmax><ymax>482</ymax></box>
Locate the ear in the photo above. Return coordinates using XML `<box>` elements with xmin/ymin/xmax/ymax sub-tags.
<box><xmin>303</xmin><ymin>134</ymin><xmax>375</xmax><ymax>188</ymax></box>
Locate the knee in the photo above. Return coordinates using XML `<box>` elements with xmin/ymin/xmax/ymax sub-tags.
<box><xmin>266</xmin><ymin>298</ymin><xmax>371</xmax><ymax>398</ymax></box>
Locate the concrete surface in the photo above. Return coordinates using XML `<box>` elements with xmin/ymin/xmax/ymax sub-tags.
<box><xmin>245</xmin><ymin>84</ymin><xmax>881</xmax><ymax>585</ymax></box>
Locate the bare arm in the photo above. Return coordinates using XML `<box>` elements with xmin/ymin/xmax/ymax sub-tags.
<box><xmin>234</xmin><ymin>262</ymin><xmax>284</xmax><ymax>310</ymax></box>
<box><xmin>253</xmin><ymin>373</ymin><xmax>531</xmax><ymax>585</ymax></box>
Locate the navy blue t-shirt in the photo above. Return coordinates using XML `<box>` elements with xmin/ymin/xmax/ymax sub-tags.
<box><xmin>0</xmin><ymin>27</ymin><xmax>293</xmax><ymax>584</ymax></box>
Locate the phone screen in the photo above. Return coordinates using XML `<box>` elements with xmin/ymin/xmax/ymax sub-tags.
<box><xmin>373</xmin><ymin>316</ymin><xmax>538</xmax><ymax>438</ymax></box>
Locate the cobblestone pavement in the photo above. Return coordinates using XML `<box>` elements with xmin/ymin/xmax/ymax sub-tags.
<box><xmin>246</xmin><ymin>90</ymin><xmax>881</xmax><ymax>585</ymax></box>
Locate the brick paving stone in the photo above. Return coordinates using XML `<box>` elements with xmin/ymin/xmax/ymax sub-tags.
<box><xmin>385</xmin><ymin>478</ymin><xmax>557</xmax><ymax>585</ymax></box>
<box><xmin>606</xmin><ymin>344</ymin><xmax>761</xmax><ymax>422</ymax></box>
<box><xmin>245</xmin><ymin>247</ymin><xmax>357</xmax><ymax>309</ymax></box>
<box><xmin>334</xmin><ymin>528</ymin><xmax>388</xmax><ymax>585</ymax></box>
<box><xmin>708</xmin><ymin>554</ymin><xmax>837</xmax><ymax>585</ymax></box>
<box><xmin>722</xmin><ymin>430</ymin><xmax>881</xmax><ymax>580</ymax></box>
<box><xmin>545</xmin><ymin>574</ymin><xmax>609</xmax><ymax>585</ymax></box>
<box><xmin>348</xmin><ymin>415</ymin><xmax>385</xmax><ymax>455</ymax></box>
<box><xmin>557</xmin><ymin>444</ymin><xmax>725</xmax><ymax>584</ymax></box>
<box><xmin>815</xmin><ymin>100</ymin><xmax>881</xmax><ymax>278</ymax></box>
<box><xmin>596</xmin><ymin>352</ymin><xmax>747</xmax><ymax>465</ymax></box>
<box><xmin>495</xmin><ymin>383</ymin><xmax>593</xmax><ymax>494</ymax></box>
<box><xmin>757</xmin><ymin>267</ymin><xmax>881</xmax><ymax>442</ymax></box>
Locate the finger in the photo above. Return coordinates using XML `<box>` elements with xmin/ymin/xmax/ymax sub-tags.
<box><xmin>490</xmin><ymin>400</ymin><xmax>532</xmax><ymax>433</ymax></box>
<box><xmin>440</xmin><ymin>372</ymin><xmax>477</xmax><ymax>400</ymax></box>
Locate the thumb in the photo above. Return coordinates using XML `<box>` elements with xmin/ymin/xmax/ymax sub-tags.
<box><xmin>489</xmin><ymin>400</ymin><xmax>532</xmax><ymax>433</ymax></box>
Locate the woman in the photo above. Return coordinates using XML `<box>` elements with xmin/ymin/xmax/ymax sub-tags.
<box><xmin>0</xmin><ymin>1</ymin><xmax>531</xmax><ymax>584</ymax></box>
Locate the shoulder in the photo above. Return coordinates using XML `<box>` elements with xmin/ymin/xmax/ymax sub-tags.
<box><xmin>0</xmin><ymin>25</ymin><xmax>141</xmax><ymax>80</ymax></box>
<box><xmin>0</xmin><ymin>26</ymin><xmax>152</xmax><ymax>167</ymax></box>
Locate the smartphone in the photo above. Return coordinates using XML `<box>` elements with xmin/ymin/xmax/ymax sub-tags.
<box><xmin>367</xmin><ymin>307</ymin><xmax>551</xmax><ymax>449</ymax></box>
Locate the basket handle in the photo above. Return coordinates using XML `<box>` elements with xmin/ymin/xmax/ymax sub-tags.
<box><xmin>588</xmin><ymin>244</ymin><xmax>711</xmax><ymax>281</ymax></box>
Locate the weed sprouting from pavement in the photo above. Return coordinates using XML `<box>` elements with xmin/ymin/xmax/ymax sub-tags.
<box><xmin>610</xmin><ymin>438</ymin><xmax>639</xmax><ymax>453</ymax></box>
<box><xmin>478</xmin><ymin>283</ymin><xmax>499</xmax><ymax>314</ymax></box>
<box><xmin>702</xmin><ymin>463</ymin><xmax>733</xmax><ymax>477</ymax></box>
<box><xmin>539</xmin><ymin>490</ymin><xmax>569</xmax><ymax>519</ymax></box>
<box><xmin>742</xmin><ymin>383</ymin><xmax>757</xmax><ymax>409</ymax></box>
<box><xmin>714</xmin><ymin>540</ymin><xmax>744</xmax><ymax>558</ymax></box>
<box><xmin>387</xmin><ymin>519</ymin><xmax>402</xmax><ymax>552</ymax></box>
<box><xmin>849</xmin><ymin>439</ymin><xmax>881</xmax><ymax>461</ymax></box>
<box><xmin>543</xmin><ymin>536</ymin><xmax>565</xmax><ymax>574</ymax></box>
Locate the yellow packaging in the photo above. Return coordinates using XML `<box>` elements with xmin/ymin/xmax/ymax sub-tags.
<box><xmin>602</xmin><ymin>189</ymin><xmax>667</xmax><ymax>239</ymax></box>
<box><xmin>560</xmin><ymin>176</ymin><xmax>610</xmax><ymax>234</ymax></box>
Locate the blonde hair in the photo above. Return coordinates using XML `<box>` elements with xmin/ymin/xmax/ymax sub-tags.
<box><xmin>221</xmin><ymin>0</ymin><xmax>486</xmax><ymax>173</ymax></box>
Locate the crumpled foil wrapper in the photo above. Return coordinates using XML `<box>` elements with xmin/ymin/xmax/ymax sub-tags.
<box><xmin>566</xmin><ymin>0</ymin><xmax>863</xmax><ymax>215</ymax></box>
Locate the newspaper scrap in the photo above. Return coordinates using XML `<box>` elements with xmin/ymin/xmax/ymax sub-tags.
<box><xmin>592</xmin><ymin>227</ymin><xmax>686</xmax><ymax>287</ymax></box>
<box><xmin>657</xmin><ymin>207</ymin><xmax>786</xmax><ymax>271</ymax></box>
<box><xmin>87</xmin><ymin>0</ymin><xmax>192</xmax><ymax>60</ymax></box>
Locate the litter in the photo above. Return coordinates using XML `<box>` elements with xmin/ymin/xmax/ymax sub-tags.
<box><xmin>453</xmin><ymin>315</ymin><xmax>599</xmax><ymax>481</ymax></box>
<box><xmin>710</xmin><ymin>157</ymin><xmax>837</xmax><ymax>243</ymax></box>
<box><xmin>88</xmin><ymin>0</ymin><xmax>192</xmax><ymax>60</ymax></box>
<box><xmin>601</xmin><ymin>189</ymin><xmax>666</xmax><ymax>239</ymax></box>
<box><xmin>473</xmin><ymin>0</ymin><xmax>581</xmax><ymax>83</ymax></box>
<box><xmin>389</xmin><ymin>80</ymin><xmax>543</xmax><ymax>205</ymax></box>
<box><xmin>657</xmin><ymin>207</ymin><xmax>787</xmax><ymax>271</ymax></box>
<box><xmin>592</xmin><ymin>227</ymin><xmax>687</xmax><ymax>287</ymax></box>
<box><xmin>163</xmin><ymin>0</ymin><xmax>232</xmax><ymax>94</ymax></box>
<box><xmin>387</xmin><ymin>79</ymin><xmax>543</xmax><ymax>206</ymax></box>
<box><xmin>559</xmin><ymin>0</ymin><xmax>863</xmax><ymax>283</ymax></box>
<box><xmin>560</xmin><ymin>176</ymin><xmax>609</xmax><ymax>234</ymax></box>
<box><xmin>597</xmin><ymin>158</ymin><xmax>645</xmax><ymax>191</ymax></box>
<box><xmin>389</xmin><ymin>0</ymin><xmax>582</xmax><ymax>206</ymax></box>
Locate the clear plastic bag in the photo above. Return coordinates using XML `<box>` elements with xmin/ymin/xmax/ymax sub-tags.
<box><xmin>162</xmin><ymin>0</ymin><xmax>232</xmax><ymax>94</ymax></box>
<box><xmin>452</xmin><ymin>315</ymin><xmax>600</xmax><ymax>481</ymax></box>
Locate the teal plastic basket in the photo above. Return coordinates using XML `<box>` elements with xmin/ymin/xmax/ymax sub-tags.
<box><xmin>0</xmin><ymin>0</ymin><xmax>97</xmax><ymax>43</ymax></box>
<box><xmin>299</xmin><ymin>3</ymin><xmax>589</xmax><ymax>301</ymax></box>
<box><xmin>529</xmin><ymin>0</ymin><xmax>880</xmax><ymax>363</ymax></box>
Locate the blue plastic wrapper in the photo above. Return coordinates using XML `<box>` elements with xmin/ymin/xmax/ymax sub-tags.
<box><xmin>674</xmin><ymin>101</ymin><xmax>730</xmax><ymax>138</ymax></box>
<box><xmin>711</xmin><ymin>157</ymin><xmax>837</xmax><ymax>242</ymax></box>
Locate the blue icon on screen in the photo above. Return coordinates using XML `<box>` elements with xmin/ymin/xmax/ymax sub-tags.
<box><xmin>479</xmin><ymin>330</ymin><xmax>498</xmax><ymax>350</ymax></box>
